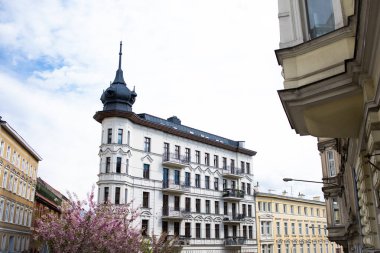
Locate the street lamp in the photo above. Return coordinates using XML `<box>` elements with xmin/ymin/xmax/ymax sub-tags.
<box><xmin>283</xmin><ymin>178</ymin><xmax>324</xmax><ymax>184</ymax></box>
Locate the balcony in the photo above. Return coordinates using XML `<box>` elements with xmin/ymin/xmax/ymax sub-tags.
<box><xmin>224</xmin><ymin>237</ymin><xmax>246</xmax><ymax>248</ymax></box>
<box><xmin>222</xmin><ymin>213</ymin><xmax>245</xmax><ymax>224</ymax></box>
<box><xmin>222</xmin><ymin>166</ymin><xmax>243</xmax><ymax>179</ymax></box>
<box><xmin>162</xmin><ymin>153</ymin><xmax>190</xmax><ymax>168</ymax></box>
<box><xmin>222</xmin><ymin>189</ymin><xmax>245</xmax><ymax>201</ymax></box>
<box><xmin>162</xmin><ymin>207</ymin><xmax>186</xmax><ymax>220</ymax></box>
<box><xmin>162</xmin><ymin>180</ymin><xmax>190</xmax><ymax>194</ymax></box>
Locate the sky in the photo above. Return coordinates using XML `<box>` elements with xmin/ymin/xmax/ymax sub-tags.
<box><xmin>0</xmin><ymin>0</ymin><xmax>324</xmax><ymax>200</ymax></box>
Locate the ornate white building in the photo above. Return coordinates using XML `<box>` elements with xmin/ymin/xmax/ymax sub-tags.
<box><xmin>94</xmin><ymin>43</ymin><xmax>258</xmax><ymax>253</ymax></box>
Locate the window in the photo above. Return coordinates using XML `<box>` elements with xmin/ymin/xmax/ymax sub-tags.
<box><xmin>107</xmin><ymin>128</ymin><xmax>112</xmax><ymax>144</ymax></box>
<box><xmin>6</xmin><ymin>145</ymin><xmax>11</xmax><ymax>160</ymax></box>
<box><xmin>105</xmin><ymin>157</ymin><xmax>111</xmax><ymax>173</ymax></box>
<box><xmin>164</xmin><ymin>143</ymin><xmax>169</xmax><ymax>158</ymax></box>
<box><xmin>291</xmin><ymin>223</ymin><xmax>295</xmax><ymax>234</ymax></box>
<box><xmin>214</xmin><ymin>177</ymin><xmax>219</xmax><ymax>190</ymax></box>
<box><xmin>175</xmin><ymin>145</ymin><xmax>180</xmax><ymax>159</ymax></box>
<box><xmin>0</xmin><ymin>199</ymin><xmax>4</xmax><ymax>221</ymax></box>
<box><xmin>243</xmin><ymin>225</ymin><xmax>247</xmax><ymax>238</ymax></box>
<box><xmin>143</xmin><ymin>164</ymin><xmax>150</xmax><ymax>179</ymax></box>
<box><xmin>2</xmin><ymin>170</ymin><xmax>8</xmax><ymax>188</ymax></box>
<box><xmin>246</xmin><ymin>162</ymin><xmax>250</xmax><ymax>174</ymax></box>
<box><xmin>327</xmin><ymin>150</ymin><xmax>336</xmax><ymax>177</ymax></box>
<box><xmin>143</xmin><ymin>192</ymin><xmax>149</xmax><ymax>208</ymax></box>
<box><xmin>127</xmin><ymin>130</ymin><xmax>130</xmax><ymax>145</ymax></box>
<box><xmin>311</xmin><ymin>208</ymin><xmax>314</xmax><ymax>216</ymax></box>
<box><xmin>275</xmin><ymin>203</ymin><xmax>279</xmax><ymax>212</ymax></box>
<box><xmin>241</xmin><ymin>182</ymin><xmax>246</xmax><ymax>193</ymax></box>
<box><xmin>231</xmin><ymin>180</ymin><xmax>236</xmax><ymax>190</ymax></box>
<box><xmin>318</xmin><ymin>225</ymin><xmax>321</xmax><ymax>235</ymax></box>
<box><xmin>278</xmin><ymin>244</ymin><xmax>282</xmax><ymax>253</ymax></box>
<box><xmin>316</xmin><ymin>209</ymin><xmax>320</xmax><ymax>217</ymax></box>
<box><xmin>104</xmin><ymin>187</ymin><xmax>109</xmax><ymax>203</ymax></box>
<box><xmin>332</xmin><ymin>198</ymin><xmax>341</xmax><ymax>224</ymax></box>
<box><xmin>126</xmin><ymin>159</ymin><xmax>129</xmax><ymax>174</ymax></box>
<box><xmin>304</xmin><ymin>207</ymin><xmax>308</xmax><ymax>216</ymax></box>
<box><xmin>214</xmin><ymin>155</ymin><xmax>219</xmax><ymax>167</ymax></box>
<box><xmin>276</xmin><ymin>222</ymin><xmax>281</xmax><ymax>235</ymax></box>
<box><xmin>8</xmin><ymin>174</ymin><xmax>14</xmax><ymax>191</ymax></box>
<box><xmin>305</xmin><ymin>0</ymin><xmax>337</xmax><ymax>39</ymax></box>
<box><xmin>301</xmin><ymin>244</ymin><xmax>304</xmax><ymax>253</ymax></box>
<box><xmin>249</xmin><ymin>226</ymin><xmax>253</xmax><ymax>239</ymax></box>
<box><xmin>195</xmin><ymin>174</ymin><xmax>200</xmax><ymax>188</ymax></box>
<box><xmin>195</xmin><ymin>150</ymin><xmax>200</xmax><ymax>164</ymax></box>
<box><xmin>185</xmin><ymin>223</ymin><xmax>191</xmax><ymax>237</ymax></box>
<box><xmin>224</xmin><ymin>202</ymin><xmax>228</xmax><ymax>215</ymax></box>
<box><xmin>223</xmin><ymin>179</ymin><xmax>227</xmax><ymax>190</ymax></box>
<box><xmin>291</xmin><ymin>205</ymin><xmax>294</xmax><ymax>214</ymax></box>
<box><xmin>230</xmin><ymin>159</ymin><xmax>235</xmax><ymax>171</ymax></box>
<box><xmin>206</xmin><ymin>224</ymin><xmax>211</xmax><ymax>238</ymax></box>
<box><xmin>258</xmin><ymin>202</ymin><xmax>262</xmax><ymax>211</ymax></box>
<box><xmin>242</xmin><ymin>204</ymin><xmax>247</xmax><ymax>217</ymax></box>
<box><xmin>185</xmin><ymin>197</ymin><xmax>191</xmax><ymax>212</ymax></box>
<box><xmin>174</xmin><ymin>170</ymin><xmax>180</xmax><ymax>185</ymax></box>
<box><xmin>174</xmin><ymin>222</ymin><xmax>179</xmax><ymax>236</ymax></box>
<box><xmin>205</xmin><ymin>200</ymin><xmax>210</xmax><ymax>214</ymax></box>
<box><xmin>144</xmin><ymin>137</ymin><xmax>151</xmax><ymax>152</ymax></box>
<box><xmin>313</xmin><ymin>244</ymin><xmax>317</xmax><ymax>253</ymax></box>
<box><xmin>196</xmin><ymin>199</ymin><xmax>201</xmax><ymax>213</ymax></box>
<box><xmin>116</xmin><ymin>157</ymin><xmax>122</xmax><ymax>173</ymax></box>
<box><xmin>222</xmin><ymin>157</ymin><xmax>227</xmax><ymax>169</ymax></box>
<box><xmin>241</xmin><ymin>161</ymin><xmax>245</xmax><ymax>173</ymax></box>
<box><xmin>162</xmin><ymin>221</ymin><xmax>168</xmax><ymax>233</ymax></box>
<box><xmin>215</xmin><ymin>201</ymin><xmax>219</xmax><ymax>214</ymax></box>
<box><xmin>125</xmin><ymin>188</ymin><xmax>128</xmax><ymax>204</ymax></box>
<box><xmin>298</xmin><ymin>206</ymin><xmax>301</xmax><ymax>214</ymax></box>
<box><xmin>174</xmin><ymin>196</ymin><xmax>180</xmax><ymax>211</ymax></box>
<box><xmin>185</xmin><ymin>172</ymin><xmax>191</xmax><ymax>187</ymax></box>
<box><xmin>196</xmin><ymin>223</ymin><xmax>201</xmax><ymax>238</ymax></box>
<box><xmin>215</xmin><ymin>224</ymin><xmax>220</xmax><ymax>238</ymax></box>
<box><xmin>117</xmin><ymin>129</ymin><xmax>123</xmax><ymax>144</ymax></box>
<box><xmin>185</xmin><ymin>148</ymin><xmax>191</xmax><ymax>162</ymax></box>
<box><xmin>205</xmin><ymin>176</ymin><xmax>210</xmax><ymax>189</ymax></box>
<box><xmin>205</xmin><ymin>153</ymin><xmax>210</xmax><ymax>166</ymax></box>
<box><xmin>305</xmin><ymin>224</ymin><xmax>309</xmax><ymax>235</ymax></box>
<box><xmin>284</xmin><ymin>222</ymin><xmax>288</xmax><ymax>235</ymax></box>
<box><xmin>142</xmin><ymin>220</ymin><xmax>148</xmax><ymax>236</ymax></box>
<box><xmin>268</xmin><ymin>202</ymin><xmax>272</xmax><ymax>212</ymax></box>
<box><xmin>299</xmin><ymin>223</ymin><xmax>303</xmax><ymax>234</ymax></box>
<box><xmin>0</xmin><ymin>141</ymin><xmax>4</xmax><ymax>157</ymax></box>
<box><xmin>248</xmin><ymin>205</ymin><xmax>252</xmax><ymax>217</ymax></box>
<box><xmin>283</xmin><ymin>204</ymin><xmax>287</xmax><ymax>213</ymax></box>
<box><xmin>247</xmin><ymin>183</ymin><xmax>251</xmax><ymax>195</ymax></box>
<box><xmin>115</xmin><ymin>187</ymin><xmax>120</xmax><ymax>204</ymax></box>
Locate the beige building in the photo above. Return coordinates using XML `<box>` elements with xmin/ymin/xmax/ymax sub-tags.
<box><xmin>0</xmin><ymin>117</ymin><xmax>42</xmax><ymax>252</ymax></box>
<box><xmin>275</xmin><ymin>0</ymin><xmax>380</xmax><ymax>252</ymax></box>
<box><xmin>256</xmin><ymin>192</ymin><xmax>341</xmax><ymax>253</ymax></box>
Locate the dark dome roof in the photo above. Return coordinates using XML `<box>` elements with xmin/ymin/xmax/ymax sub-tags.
<box><xmin>100</xmin><ymin>42</ymin><xmax>137</xmax><ymax>112</ymax></box>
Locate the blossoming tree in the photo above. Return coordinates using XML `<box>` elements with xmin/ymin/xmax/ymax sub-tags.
<box><xmin>35</xmin><ymin>189</ymin><xmax>178</xmax><ymax>253</ymax></box>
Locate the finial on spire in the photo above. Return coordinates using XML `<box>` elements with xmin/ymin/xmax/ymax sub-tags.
<box><xmin>118</xmin><ymin>41</ymin><xmax>122</xmax><ymax>70</ymax></box>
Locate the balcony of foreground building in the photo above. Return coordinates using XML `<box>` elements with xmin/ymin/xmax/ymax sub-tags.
<box><xmin>222</xmin><ymin>189</ymin><xmax>245</xmax><ymax>201</ymax></box>
<box><xmin>224</xmin><ymin>237</ymin><xmax>246</xmax><ymax>248</ymax></box>
<box><xmin>161</xmin><ymin>207</ymin><xmax>187</xmax><ymax>220</ymax></box>
<box><xmin>162</xmin><ymin>152</ymin><xmax>190</xmax><ymax>168</ymax></box>
<box><xmin>162</xmin><ymin>180</ymin><xmax>190</xmax><ymax>194</ymax></box>
<box><xmin>222</xmin><ymin>166</ymin><xmax>244</xmax><ymax>179</ymax></box>
<box><xmin>222</xmin><ymin>213</ymin><xmax>245</xmax><ymax>224</ymax></box>
<box><xmin>274</xmin><ymin>0</ymin><xmax>364</xmax><ymax>138</ymax></box>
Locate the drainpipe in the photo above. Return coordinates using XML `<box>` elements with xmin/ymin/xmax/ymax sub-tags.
<box><xmin>352</xmin><ymin>165</ymin><xmax>363</xmax><ymax>253</ymax></box>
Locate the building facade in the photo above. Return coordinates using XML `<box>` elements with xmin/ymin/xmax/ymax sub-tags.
<box><xmin>275</xmin><ymin>0</ymin><xmax>380</xmax><ymax>252</ymax></box>
<box><xmin>31</xmin><ymin>177</ymin><xmax>68</xmax><ymax>252</ymax></box>
<box><xmin>94</xmin><ymin>43</ymin><xmax>258</xmax><ymax>252</ymax></box>
<box><xmin>0</xmin><ymin>117</ymin><xmax>42</xmax><ymax>252</ymax></box>
<box><xmin>255</xmin><ymin>192</ymin><xmax>342</xmax><ymax>253</ymax></box>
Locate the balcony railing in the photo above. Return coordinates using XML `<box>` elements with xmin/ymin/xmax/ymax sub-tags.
<box><xmin>223</xmin><ymin>213</ymin><xmax>245</xmax><ymax>222</ymax></box>
<box><xmin>222</xmin><ymin>166</ymin><xmax>243</xmax><ymax>178</ymax></box>
<box><xmin>223</xmin><ymin>189</ymin><xmax>245</xmax><ymax>199</ymax></box>
<box><xmin>224</xmin><ymin>237</ymin><xmax>246</xmax><ymax>246</ymax></box>
<box><xmin>162</xmin><ymin>152</ymin><xmax>190</xmax><ymax>167</ymax></box>
<box><xmin>162</xmin><ymin>180</ymin><xmax>190</xmax><ymax>193</ymax></box>
<box><xmin>162</xmin><ymin>207</ymin><xmax>187</xmax><ymax>219</ymax></box>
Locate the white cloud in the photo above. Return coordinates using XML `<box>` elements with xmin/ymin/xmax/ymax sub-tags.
<box><xmin>0</xmin><ymin>0</ymin><xmax>324</xmax><ymax>200</ymax></box>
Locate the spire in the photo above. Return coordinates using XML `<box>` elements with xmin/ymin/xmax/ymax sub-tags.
<box><xmin>113</xmin><ymin>41</ymin><xmax>126</xmax><ymax>85</ymax></box>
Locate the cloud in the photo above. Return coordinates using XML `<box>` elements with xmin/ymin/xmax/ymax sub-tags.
<box><xmin>0</xmin><ymin>0</ymin><xmax>324</xmax><ymax>200</ymax></box>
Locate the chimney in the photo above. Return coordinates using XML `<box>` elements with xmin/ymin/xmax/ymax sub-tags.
<box><xmin>298</xmin><ymin>192</ymin><xmax>305</xmax><ymax>198</ymax></box>
<box><xmin>313</xmin><ymin>196</ymin><xmax>321</xmax><ymax>201</ymax></box>
<box><xmin>282</xmin><ymin>190</ymin><xmax>287</xmax><ymax>196</ymax></box>
<box><xmin>167</xmin><ymin>116</ymin><xmax>181</xmax><ymax>125</ymax></box>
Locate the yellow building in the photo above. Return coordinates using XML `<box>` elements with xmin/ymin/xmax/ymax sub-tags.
<box><xmin>255</xmin><ymin>192</ymin><xmax>342</xmax><ymax>253</ymax></box>
<box><xmin>0</xmin><ymin>117</ymin><xmax>42</xmax><ymax>252</ymax></box>
<box><xmin>275</xmin><ymin>0</ymin><xmax>380</xmax><ymax>252</ymax></box>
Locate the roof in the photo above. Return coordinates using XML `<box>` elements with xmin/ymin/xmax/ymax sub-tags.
<box><xmin>255</xmin><ymin>192</ymin><xmax>325</xmax><ymax>206</ymax></box>
<box><xmin>0</xmin><ymin>117</ymin><xmax>42</xmax><ymax>161</ymax></box>
<box><xmin>94</xmin><ymin>110</ymin><xmax>257</xmax><ymax>156</ymax></box>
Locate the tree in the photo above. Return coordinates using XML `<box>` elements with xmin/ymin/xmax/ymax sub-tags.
<box><xmin>35</xmin><ymin>189</ymin><xmax>178</xmax><ymax>253</ymax></box>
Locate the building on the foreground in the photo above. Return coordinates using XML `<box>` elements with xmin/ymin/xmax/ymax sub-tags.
<box><xmin>0</xmin><ymin>117</ymin><xmax>42</xmax><ymax>252</ymax></box>
<box><xmin>275</xmin><ymin>0</ymin><xmax>380</xmax><ymax>252</ymax></box>
<box><xmin>30</xmin><ymin>177</ymin><xmax>68</xmax><ymax>252</ymax></box>
<box><xmin>255</xmin><ymin>191</ymin><xmax>342</xmax><ymax>253</ymax></box>
<box><xmin>93</xmin><ymin>43</ymin><xmax>258</xmax><ymax>253</ymax></box>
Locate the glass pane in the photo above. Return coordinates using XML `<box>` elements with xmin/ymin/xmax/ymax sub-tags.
<box><xmin>306</xmin><ymin>0</ymin><xmax>335</xmax><ymax>38</ymax></box>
